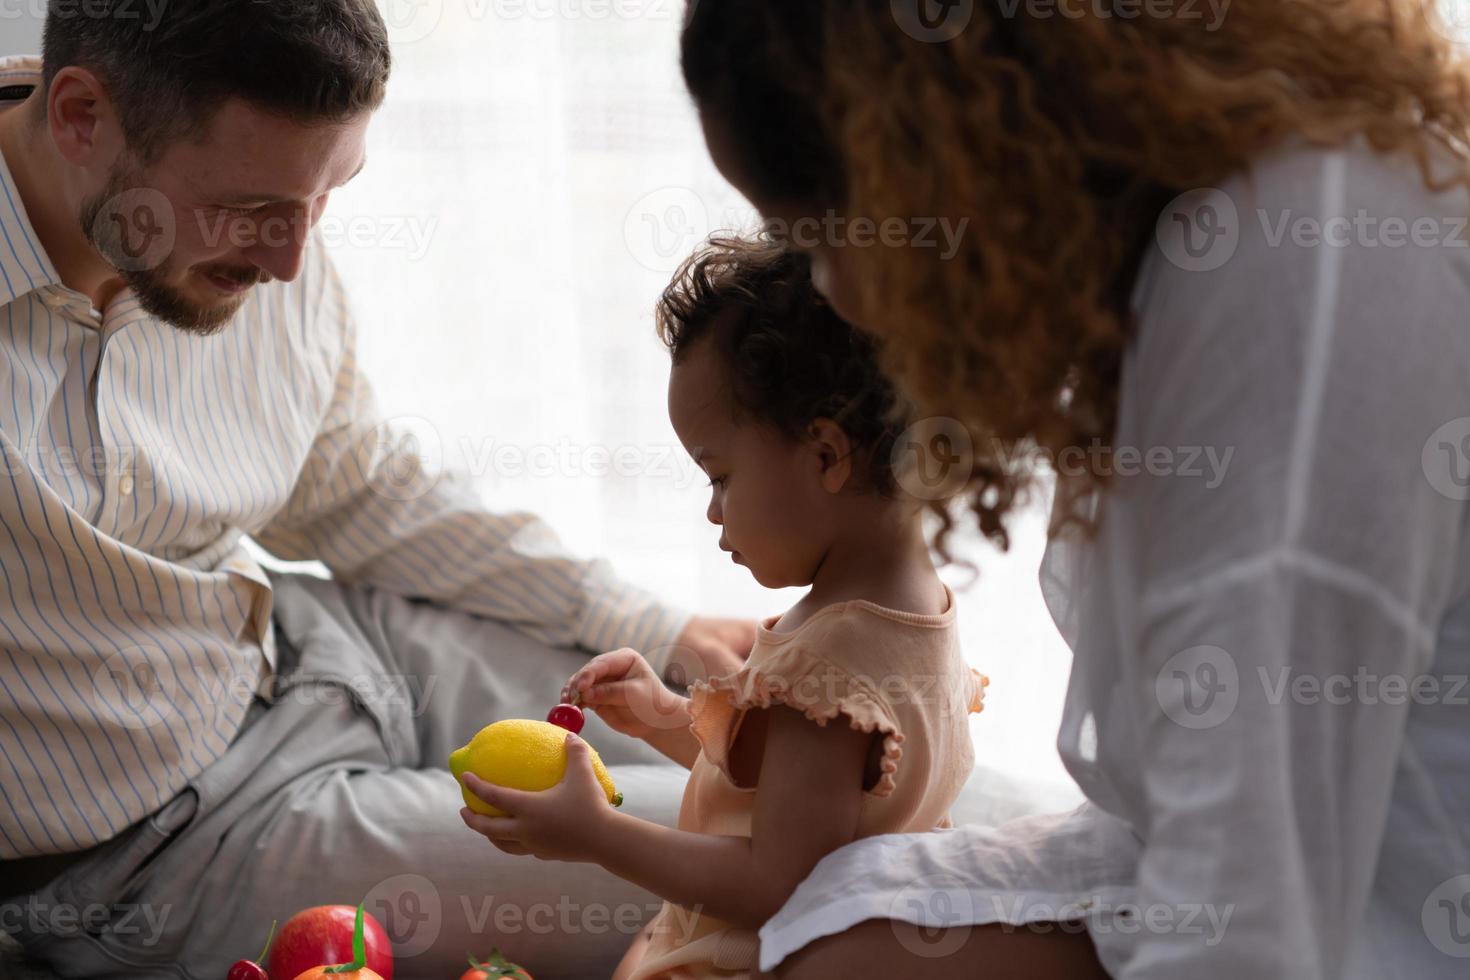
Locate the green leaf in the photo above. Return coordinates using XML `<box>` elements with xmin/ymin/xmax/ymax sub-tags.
<box><xmin>323</xmin><ymin>904</ymin><xmax>368</xmax><ymax>974</ymax></box>
<box><xmin>352</xmin><ymin>905</ymin><xmax>366</xmax><ymax>964</ymax></box>
<box><xmin>478</xmin><ymin>948</ymin><xmax>531</xmax><ymax>978</ymax></box>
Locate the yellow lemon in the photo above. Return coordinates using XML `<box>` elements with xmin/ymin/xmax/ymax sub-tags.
<box><xmin>449</xmin><ymin>719</ymin><xmax>622</xmax><ymax>817</ymax></box>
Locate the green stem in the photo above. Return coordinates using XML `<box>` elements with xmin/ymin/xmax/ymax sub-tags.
<box><xmin>323</xmin><ymin>905</ymin><xmax>368</xmax><ymax>974</ymax></box>
<box><xmin>255</xmin><ymin>919</ymin><xmax>277</xmax><ymax>965</ymax></box>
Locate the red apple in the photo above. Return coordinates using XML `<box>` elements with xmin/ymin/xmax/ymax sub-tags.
<box><xmin>267</xmin><ymin>906</ymin><xmax>394</xmax><ymax>980</ymax></box>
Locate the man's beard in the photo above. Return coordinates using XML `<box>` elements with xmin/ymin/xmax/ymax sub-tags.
<box><xmin>80</xmin><ymin>163</ymin><xmax>265</xmax><ymax>336</ymax></box>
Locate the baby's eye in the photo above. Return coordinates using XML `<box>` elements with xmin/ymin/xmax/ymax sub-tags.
<box><xmin>706</xmin><ymin>476</ymin><xmax>726</xmax><ymax>489</ymax></box>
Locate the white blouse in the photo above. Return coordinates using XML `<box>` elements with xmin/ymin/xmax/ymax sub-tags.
<box><xmin>761</xmin><ymin>140</ymin><xmax>1470</xmax><ymax>977</ymax></box>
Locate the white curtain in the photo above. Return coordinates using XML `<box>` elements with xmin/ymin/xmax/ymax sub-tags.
<box><xmin>315</xmin><ymin>1</ymin><xmax>1076</xmax><ymax>791</ymax></box>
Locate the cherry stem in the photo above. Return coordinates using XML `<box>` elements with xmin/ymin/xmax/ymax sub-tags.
<box><xmin>255</xmin><ymin>919</ymin><xmax>277</xmax><ymax>964</ymax></box>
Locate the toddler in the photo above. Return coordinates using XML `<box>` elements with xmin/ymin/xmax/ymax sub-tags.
<box><xmin>459</xmin><ymin>235</ymin><xmax>988</xmax><ymax>979</ymax></box>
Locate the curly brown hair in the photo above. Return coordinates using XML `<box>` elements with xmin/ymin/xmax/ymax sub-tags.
<box><xmin>683</xmin><ymin>0</ymin><xmax>1470</xmax><ymax>553</ymax></box>
<box><xmin>656</xmin><ymin>235</ymin><xmax>905</xmax><ymax>496</ymax></box>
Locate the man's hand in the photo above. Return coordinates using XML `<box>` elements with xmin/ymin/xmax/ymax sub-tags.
<box><xmin>665</xmin><ymin>615</ymin><xmax>757</xmax><ymax>687</ymax></box>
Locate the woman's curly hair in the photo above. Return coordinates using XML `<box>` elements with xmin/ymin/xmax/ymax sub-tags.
<box><xmin>682</xmin><ymin>0</ymin><xmax>1470</xmax><ymax>553</ymax></box>
<box><xmin>656</xmin><ymin>235</ymin><xmax>905</xmax><ymax>496</ymax></box>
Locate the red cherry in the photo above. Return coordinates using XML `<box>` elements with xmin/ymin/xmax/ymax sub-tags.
<box><xmin>228</xmin><ymin>918</ymin><xmax>277</xmax><ymax>980</ymax></box>
<box><xmin>226</xmin><ymin>960</ymin><xmax>268</xmax><ymax>980</ymax></box>
<box><xmin>546</xmin><ymin>703</ymin><xmax>585</xmax><ymax>734</ymax></box>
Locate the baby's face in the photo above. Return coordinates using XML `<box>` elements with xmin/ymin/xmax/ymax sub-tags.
<box><xmin>668</xmin><ymin>335</ymin><xmax>833</xmax><ymax>590</ymax></box>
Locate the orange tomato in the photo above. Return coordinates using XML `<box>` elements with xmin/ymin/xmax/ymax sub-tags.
<box><xmin>291</xmin><ymin>969</ymin><xmax>385</xmax><ymax>980</ymax></box>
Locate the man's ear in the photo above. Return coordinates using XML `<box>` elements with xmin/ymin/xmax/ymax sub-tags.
<box><xmin>807</xmin><ymin>418</ymin><xmax>853</xmax><ymax>494</ymax></box>
<box><xmin>47</xmin><ymin>67</ymin><xmax>124</xmax><ymax>170</ymax></box>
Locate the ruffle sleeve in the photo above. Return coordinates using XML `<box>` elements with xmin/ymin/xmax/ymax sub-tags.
<box><xmin>968</xmin><ymin>667</ymin><xmax>990</xmax><ymax>714</ymax></box>
<box><xmin>688</xmin><ymin>645</ymin><xmax>907</xmax><ymax>798</ymax></box>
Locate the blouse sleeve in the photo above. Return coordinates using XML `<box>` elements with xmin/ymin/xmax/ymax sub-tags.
<box><xmin>1113</xmin><ymin>147</ymin><xmax>1470</xmax><ymax>978</ymax></box>
<box><xmin>968</xmin><ymin>667</ymin><xmax>990</xmax><ymax>714</ymax></box>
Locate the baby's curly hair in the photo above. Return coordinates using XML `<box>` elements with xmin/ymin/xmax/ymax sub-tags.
<box><xmin>656</xmin><ymin>235</ymin><xmax>905</xmax><ymax>496</ymax></box>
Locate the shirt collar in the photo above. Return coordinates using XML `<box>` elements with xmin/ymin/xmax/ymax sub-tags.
<box><xmin>0</xmin><ymin>55</ymin><xmax>66</xmax><ymax>308</ymax></box>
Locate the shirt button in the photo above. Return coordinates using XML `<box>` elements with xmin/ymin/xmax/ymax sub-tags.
<box><xmin>119</xmin><ymin>476</ymin><xmax>135</xmax><ymax>496</ymax></box>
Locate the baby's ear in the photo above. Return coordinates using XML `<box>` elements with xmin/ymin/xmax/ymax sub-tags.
<box><xmin>807</xmin><ymin>418</ymin><xmax>853</xmax><ymax>493</ymax></box>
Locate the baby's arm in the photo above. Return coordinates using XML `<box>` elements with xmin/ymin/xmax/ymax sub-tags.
<box><xmin>459</xmin><ymin>705</ymin><xmax>871</xmax><ymax>928</ymax></box>
<box><xmin>639</xmin><ymin>704</ymin><xmax>701</xmax><ymax>769</ymax></box>
<box><xmin>590</xmin><ymin>703</ymin><xmax>870</xmax><ymax>928</ymax></box>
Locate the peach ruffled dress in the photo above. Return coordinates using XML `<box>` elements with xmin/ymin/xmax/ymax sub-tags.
<box><xmin>629</xmin><ymin>585</ymin><xmax>989</xmax><ymax>979</ymax></box>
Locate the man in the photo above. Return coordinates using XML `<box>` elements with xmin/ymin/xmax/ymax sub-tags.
<box><xmin>0</xmin><ymin>1</ymin><xmax>752</xmax><ymax>975</ymax></box>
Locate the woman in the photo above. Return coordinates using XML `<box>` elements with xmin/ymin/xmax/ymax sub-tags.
<box><xmin>682</xmin><ymin>1</ymin><xmax>1470</xmax><ymax>977</ymax></box>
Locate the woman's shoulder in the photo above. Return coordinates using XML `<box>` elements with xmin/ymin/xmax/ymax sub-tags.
<box><xmin>1190</xmin><ymin>134</ymin><xmax>1466</xmax><ymax>227</ymax></box>
<box><xmin>1132</xmin><ymin>135</ymin><xmax>1470</xmax><ymax>393</ymax></box>
<box><xmin>1141</xmin><ymin>135</ymin><xmax>1470</xmax><ymax>295</ymax></box>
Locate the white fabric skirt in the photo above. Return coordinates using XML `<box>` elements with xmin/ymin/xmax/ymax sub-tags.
<box><xmin>758</xmin><ymin>804</ymin><xmax>1146</xmax><ymax>975</ymax></box>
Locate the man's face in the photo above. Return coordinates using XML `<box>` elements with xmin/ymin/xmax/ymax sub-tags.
<box><xmin>82</xmin><ymin>99</ymin><xmax>370</xmax><ymax>333</ymax></box>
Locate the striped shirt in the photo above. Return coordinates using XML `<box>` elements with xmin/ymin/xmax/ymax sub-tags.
<box><xmin>0</xmin><ymin>56</ymin><xmax>688</xmax><ymax>859</ymax></box>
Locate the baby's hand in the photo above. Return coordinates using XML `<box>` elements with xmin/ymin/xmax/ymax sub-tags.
<box><xmin>459</xmin><ymin>733</ymin><xmax>617</xmax><ymax>864</ymax></box>
<box><xmin>563</xmin><ymin>648</ymin><xmax>691</xmax><ymax>742</ymax></box>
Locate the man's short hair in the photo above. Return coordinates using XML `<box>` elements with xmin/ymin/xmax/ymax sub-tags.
<box><xmin>42</xmin><ymin>0</ymin><xmax>392</xmax><ymax>161</ymax></box>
